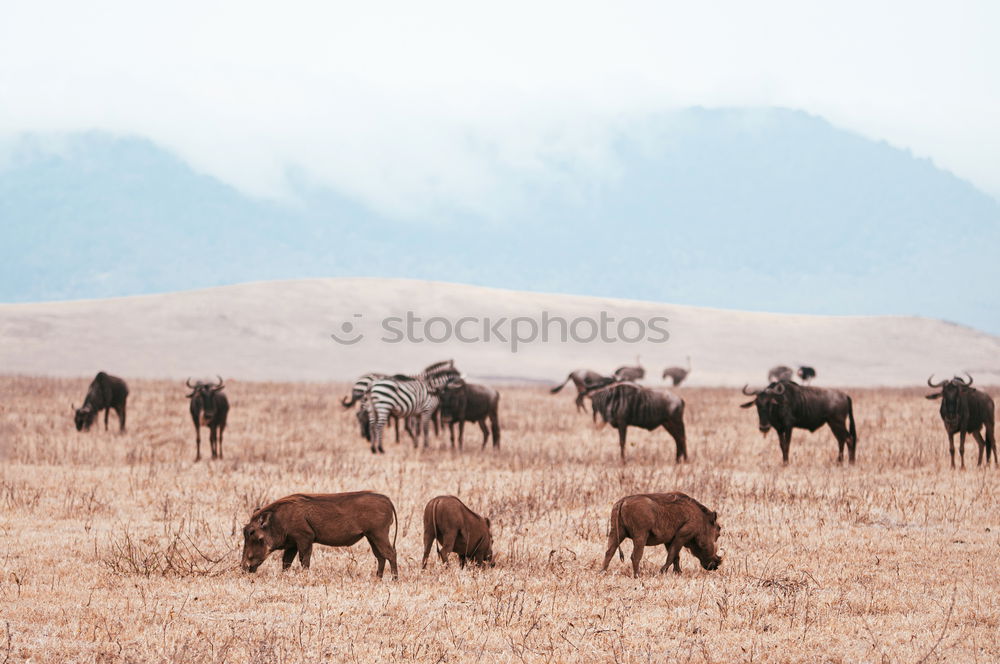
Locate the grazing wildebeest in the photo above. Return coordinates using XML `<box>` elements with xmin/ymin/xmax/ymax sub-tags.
<box><xmin>662</xmin><ymin>356</ymin><xmax>692</xmax><ymax>387</ymax></box>
<box><xmin>186</xmin><ymin>376</ymin><xmax>229</xmax><ymax>461</ymax></box>
<box><xmin>740</xmin><ymin>380</ymin><xmax>857</xmax><ymax>464</ymax></box>
<box><xmin>613</xmin><ymin>363</ymin><xmax>645</xmax><ymax>382</ymax></box>
<box><xmin>602</xmin><ymin>492</ymin><xmax>722</xmax><ymax>578</ymax></box>
<box><xmin>421</xmin><ymin>495</ymin><xmax>494</xmax><ymax>569</ymax></box>
<box><xmin>926</xmin><ymin>374</ymin><xmax>996</xmax><ymax>468</ymax></box>
<box><xmin>73</xmin><ymin>371</ymin><xmax>128</xmax><ymax>432</ymax></box>
<box><xmin>436</xmin><ymin>377</ymin><xmax>501</xmax><ymax>449</ymax></box>
<box><xmin>768</xmin><ymin>365</ymin><xmax>794</xmax><ymax>383</ymax></box>
<box><xmin>797</xmin><ymin>366</ymin><xmax>817</xmax><ymax>383</ymax></box>
<box><xmin>551</xmin><ymin>369</ymin><xmax>613</xmax><ymax>411</ymax></box>
<box><xmin>241</xmin><ymin>492</ymin><xmax>398</xmax><ymax>578</ymax></box>
<box><xmin>578</xmin><ymin>382</ymin><xmax>687</xmax><ymax>463</ymax></box>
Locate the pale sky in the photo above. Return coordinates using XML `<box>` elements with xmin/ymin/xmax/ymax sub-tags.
<box><xmin>1</xmin><ymin>0</ymin><xmax>997</xmax><ymax>218</ymax></box>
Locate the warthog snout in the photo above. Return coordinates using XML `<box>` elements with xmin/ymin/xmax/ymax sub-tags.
<box><xmin>703</xmin><ymin>555</ymin><xmax>722</xmax><ymax>571</ymax></box>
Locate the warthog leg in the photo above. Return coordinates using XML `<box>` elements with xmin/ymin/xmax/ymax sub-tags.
<box><xmin>661</xmin><ymin>539</ymin><xmax>684</xmax><ymax>574</ymax></box>
<box><xmin>281</xmin><ymin>546</ymin><xmax>298</xmax><ymax>570</ymax></box>
<box><xmin>629</xmin><ymin>532</ymin><xmax>647</xmax><ymax>578</ymax></box>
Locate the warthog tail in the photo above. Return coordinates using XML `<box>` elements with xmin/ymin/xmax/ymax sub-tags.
<box><xmin>609</xmin><ymin>499</ymin><xmax>624</xmax><ymax>561</ymax></box>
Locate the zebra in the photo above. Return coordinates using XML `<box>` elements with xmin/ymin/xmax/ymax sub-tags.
<box><xmin>366</xmin><ymin>375</ymin><xmax>438</xmax><ymax>453</ymax></box>
<box><xmin>342</xmin><ymin>372</ymin><xmax>387</xmax><ymax>407</ymax></box>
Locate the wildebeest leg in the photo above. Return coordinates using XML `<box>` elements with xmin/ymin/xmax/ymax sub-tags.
<box><xmin>959</xmin><ymin>430</ymin><xmax>967</xmax><ymax>469</ymax></box>
<box><xmin>664</xmin><ymin>420</ymin><xmax>687</xmax><ymax>463</ymax></box>
<box><xmin>490</xmin><ymin>412</ymin><xmax>500</xmax><ymax>449</ymax></box>
<box><xmin>209</xmin><ymin>425</ymin><xmax>218</xmax><ymax>459</ymax></box>
<box><xmin>618</xmin><ymin>426</ymin><xmax>628</xmax><ymax>462</ymax></box>
<box><xmin>193</xmin><ymin>421</ymin><xmax>202</xmax><ymax>462</ymax></box>
<box><xmin>393</xmin><ymin>416</ymin><xmax>400</xmax><ymax>444</ymax></box>
<box><xmin>420</xmin><ymin>411</ymin><xmax>431</xmax><ymax>448</ymax></box>
<box><xmin>104</xmin><ymin>408</ymin><xmax>110</xmax><ymax>431</ymax></box>
<box><xmin>630</xmin><ymin>533</ymin><xmax>647</xmax><ymax>578</ymax></box>
<box><xmin>479</xmin><ymin>419</ymin><xmax>489</xmax><ymax>449</ymax></box>
<box><xmin>779</xmin><ymin>430</ymin><xmax>792</xmax><ymax>464</ymax></box>
<box><xmin>448</xmin><ymin>421</ymin><xmax>456</xmax><ymax>449</ymax></box>
<box><xmin>829</xmin><ymin>419</ymin><xmax>849</xmax><ymax>464</ymax></box>
<box><xmin>457</xmin><ymin>420</ymin><xmax>465</xmax><ymax>450</ymax></box>
<box><xmin>947</xmin><ymin>431</ymin><xmax>956</xmax><ymax>468</ymax></box>
<box><xmin>218</xmin><ymin>423</ymin><xmax>225</xmax><ymax>459</ymax></box>
<box><xmin>281</xmin><ymin>545</ymin><xmax>298</xmax><ymax>570</ymax></box>
<box><xmin>972</xmin><ymin>430</ymin><xmax>986</xmax><ymax>466</ymax></box>
<box><xmin>117</xmin><ymin>404</ymin><xmax>126</xmax><ymax>432</ymax></box>
<box><xmin>987</xmin><ymin>422</ymin><xmax>997</xmax><ymax>465</ymax></box>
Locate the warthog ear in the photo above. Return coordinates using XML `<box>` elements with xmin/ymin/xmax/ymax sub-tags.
<box><xmin>925</xmin><ymin>393</ymin><xmax>942</xmax><ymax>400</ymax></box>
<box><xmin>485</xmin><ymin>517</ymin><xmax>492</xmax><ymax>530</ymax></box>
<box><xmin>710</xmin><ymin>511</ymin><xmax>718</xmax><ymax>522</ymax></box>
<box><xmin>258</xmin><ymin>511</ymin><xmax>272</xmax><ymax>529</ymax></box>
<box><xmin>739</xmin><ymin>400</ymin><xmax>756</xmax><ymax>408</ymax></box>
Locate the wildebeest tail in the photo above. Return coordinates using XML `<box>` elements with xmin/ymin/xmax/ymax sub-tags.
<box><xmin>847</xmin><ymin>396</ymin><xmax>857</xmax><ymax>444</ymax></box>
<box><xmin>550</xmin><ymin>374</ymin><xmax>573</xmax><ymax>394</ymax></box>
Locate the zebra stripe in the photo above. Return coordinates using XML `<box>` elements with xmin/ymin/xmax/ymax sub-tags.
<box><xmin>367</xmin><ymin>377</ymin><xmax>436</xmax><ymax>453</ymax></box>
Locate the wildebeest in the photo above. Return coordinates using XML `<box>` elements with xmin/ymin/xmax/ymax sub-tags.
<box><xmin>551</xmin><ymin>369</ymin><xmax>612</xmax><ymax>411</ymax></box>
<box><xmin>740</xmin><ymin>380</ymin><xmax>857</xmax><ymax>464</ymax></box>
<box><xmin>73</xmin><ymin>371</ymin><xmax>128</xmax><ymax>432</ymax></box>
<box><xmin>241</xmin><ymin>492</ymin><xmax>399</xmax><ymax>578</ymax></box>
<box><xmin>662</xmin><ymin>356</ymin><xmax>692</xmax><ymax>386</ymax></box>
<box><xmin>768</xmin><ymin>365</ymin><xmax>794</xmax><ymax>383</ymax></box>
<box><xmin>602</xmin><ymin>492</ymin><xmax>722</xmax><ymax>578</ymax></box>
<box><xmin>436</xmin><ymin>377</ymin><xmax>501</xmax><ymax>449</ymax></box>
<box><xmin>421</xmin><ymin>495</ymin><xmax>494</xmax><ymax>568</ymax></box>
<box><xmin>186</xmin><ymin>376</ymin><xmax>229</xmax><ymax>461</ymax></box>
<box><xmin>797</xmin><ymin>366</ymin><xmax>817</xmax><ymax>383</ymax></box>
<box><xmin>613</xmin><ymin>363</ymin><xmax>645</xmax><ymax>382</ymax></box>
<box><xmin>926</xmin><ymin>374</ymin><xmax>996</xmax><ymax>468</ymax></box>
<box><xmin>578</xmin><ymin>382</ymin><xmax>687</xmax><ymax>462</ymax></box>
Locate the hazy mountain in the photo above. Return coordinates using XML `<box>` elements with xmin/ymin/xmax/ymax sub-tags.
<box><xmin>2</xmin><ymin>108</ymin><xmax>998</xmax><ymax>331</ymax></box>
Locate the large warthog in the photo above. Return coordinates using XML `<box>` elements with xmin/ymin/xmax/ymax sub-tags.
<box><xmin>421</xmin><ymin>495</ymin><xmax>494</xmax><ymax>568</ymax></box>
<box><xmin>602</xmin><ymin>492</ymin><xmax>722</xmax><ymax>578</ymax></box>
<box><xmin>241</xmin><ymin>492</ymin><xmax>399</xmax><ymax>579</ymax></box>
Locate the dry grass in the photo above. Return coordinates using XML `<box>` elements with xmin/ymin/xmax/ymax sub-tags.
<box><xmin>0</xmin><ymin>375</ymin><xmax>997</xmax><ymax>663</ymax></box>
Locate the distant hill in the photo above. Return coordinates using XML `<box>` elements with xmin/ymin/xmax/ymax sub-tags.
<box><xmin>2</xmin><ymin>108</ymin><xmax>999</xmax><ymax>331</ymax></box>
<box><xmin>1</xmin><ymin>278</ymin><xmax>998</xmax><ymax>386</ymax></box>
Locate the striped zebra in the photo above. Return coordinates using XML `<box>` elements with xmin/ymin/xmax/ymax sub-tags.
<box><xmin>342</xmin><ymin>372</ymin><xmax>387</xmax><ymax>408</ymax></box>
<box><xmin>366</xmin><ymin>375</ymin><xmax>438</xmax><ymax>453</ymax></box>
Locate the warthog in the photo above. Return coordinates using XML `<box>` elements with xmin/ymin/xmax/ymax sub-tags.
<box><xmin>602</xmin><ymin>492</ymin><xmax>722</xmax><ymax>578</ymax></box>
<box><xmin>421</xmin><ymin>495</ymin><xmax>494</xmax><ymax>568</ymax></box>
<box><xmin>73</xmin><ymin>371</ymin><xmax>129</xmax><ymax>432</ymax></box>
<box><xmin>241</xmin><ymin>492</ymin><xmax>399</xmax><ymax>579</ymax></box>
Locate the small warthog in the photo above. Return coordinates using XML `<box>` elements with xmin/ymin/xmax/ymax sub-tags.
<box><xmin>602</xmin><ymin>492</ymin><xmax>722</xmax><ymax>577</ymax></box>
<box><xmin>421</xmin><ymin>495</ymin><xmax>494</xmax><ymax>568</ymax></box>
<box><xmin>241</xmin><ymin>492</ymin><xmax>399</xmax><ymax>578</ymax></box>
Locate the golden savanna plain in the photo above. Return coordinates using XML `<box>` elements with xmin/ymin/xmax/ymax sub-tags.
<box><xmin>0</xmin><ymin>376</ymin><xmax>997</xmax><ymax>663</ymax></box>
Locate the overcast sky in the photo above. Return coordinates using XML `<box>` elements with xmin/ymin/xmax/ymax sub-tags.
<box><xmin>2</xmin><ymin>1</ymin><xmax>997</xmax><ymax>218</ymax></box>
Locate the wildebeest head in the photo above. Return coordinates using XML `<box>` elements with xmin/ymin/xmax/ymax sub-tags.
<box><xmin>687</xmin><ymin>510</ymin><xmax>722</xmax><ymax>570</ymax></box>
<box><xmin>926</xmin><ymin>374</ymin><xmax>973</xmax><ymax>417</ymax></box>
<box><xmin>435</xmin><ymin>376</ymin><xmax>466</xmax><ymax>415</ymax></box>
<box><xmin>186</xmin><ymin>376</ymin><xmax>225</xmax><ymax>423</ymax></box>
<box><xmin>73</xmin><ymin>403</ymin><xmax>95</xmax><ymax>431</ymax></box>
<box><xmin>241</xmin><ymin>510</ymin><xmax>276</xmax><ymax>573</ymax></box>
<box><xmin>740</xmin><ymin>382</ymin><xmax>788</xmax><ymax>434</ymax></box>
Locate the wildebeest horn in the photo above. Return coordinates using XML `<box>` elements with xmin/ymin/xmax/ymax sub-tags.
<box><xmin>185</xmin><ymin>378</ymin><xmax>195</xmax><ymax>388</ymax></box>
<box><xmin>926</xmin><ymin>375</ymin><xmax>945</xmax><ymax>388</ymax></box>
<box><xmin>741</xmin><ymin>384</ymin><xmax>759</xmax><ymax>396</ymax></box>
<box><xmin>773</xmin><ymin>382</ymin><xmax>785</xmax><ymax>395</ymax></box>
<box><xmin>212</xmin><ymin>375</ymin><xmax>225</xmax><ymax>391</ymax></box>
<box><xmin>957</xmin><ymin>372</ymin><xmax>973</xmax><ymax>386</ymax></box>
